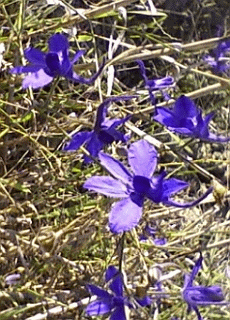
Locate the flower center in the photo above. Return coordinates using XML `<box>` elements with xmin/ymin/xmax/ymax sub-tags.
<box><xmin>45</xmin><ymin>52</ymin><xmax>61</xmax><ymax>76</ymax></box>
<box><xmin>97</xmin><ymin>130</ymin><xmax>114</xmax><ymax>144</ymax></box>
<box><xmin>133</xmin><ymin>176</ymin><xmax>151</xmax><ymax>195</ymax></box>
<box><xmin>112</xmin><ymin>296</ymin><xmax>125</xmax><ymax>306</ymax></box>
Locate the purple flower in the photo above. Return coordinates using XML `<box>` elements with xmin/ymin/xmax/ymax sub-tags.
<box><xmin>183</xmin><ymin>254</ymin><xmax>226</xmax><ymax>320</ymax></box>
<box><xmin>86</xmin><ymin>266</ymin><xmax>150</xmax><ymax>320</ymax></box>
<box><xmin>154</xmin><ymin>237</ymin><xmax>167</xmax><ymax>246</ymax></box>
<box><xmin>140</xmin><ymin>223</ymin><xmax>167</xmax><ymax>245</ymax></box>
<box><xmin>10</xmin><ymin>33</ymin><xmax>104</xmax><ymax>89</ymax></box>
<box><xmin>63</xmin><ymin>96</ymin><xmax>135</xmax><ymax>163</ymax></box>
<box><xmin>203</xmin><ymin>39</ymin><xmax>230</xmax><ymax>74</ymax></box>
<box><xmin>84</xmin><ymin>139</ymin><xmax>212</xmax><ymax>233</ymax></box>
<box><xmin>5</xmin><ymin>273</ymin><xmax>21</xmax><ymax>285</ymax></box>
<box><xmin>154</xmin><ymin>95</ymin><xmax>230</xmax><ymax>143</ymax></box>
<box><xmin>137</xmin><ymin>60</ymin><xmax>174</xmax><ymax>104</ymax></box>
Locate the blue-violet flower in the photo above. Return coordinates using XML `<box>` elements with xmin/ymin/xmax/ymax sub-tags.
<box><xmin>86</xmin><ymin>266</ymin><xmax>150</xmax><ymax>320</ymax></box>
<box><xmin>63</xmin><ymin>96</ymin><xmax>135</xmax><ymax>163</ymax></box>
<box><xmin>183</xmin><ymin>254</ymin><xmax>226</xmax><ymax>320</ymax></box>
<box><xmin>137</xmin><ymin>60</ymin><xmax>174</xmax><ymax>104</ymax></box>
<box><xmin>154</xmin><ymin>95</ymin><xmax>230</xmax><ymax>143</ymax></box>
<box><xmin>139</xmin><ymin>223</ymin><xmax>167</xmax><ymax>245</ymax></box>
<box><xmin>5</xmin><ymin>273</ymin><xmax>21</xmax><ymax>286</ymax></box>
<box><xmin>203</xmin><ymin>39</ymin><xmax>230</xmax><ymax>74</ymax></box>
<box><xmin>10</xmin><ymin>33</ymin><xmax>104</xmax><ymax>89</ymax></box>
<box><xmin>84</xmin><ymin>139</ymin><xmax>212</xmax><ymax>233</ymax></box>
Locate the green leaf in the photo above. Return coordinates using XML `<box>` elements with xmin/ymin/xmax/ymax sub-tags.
<box><xmin>0</xmin><ymin>178</ymin><xmax>31</xmax><ymax>193</ymax></box>
<box><xmin>77</xmin><ymin>35</ymin><xmax>93</xmax><ymax>42</ymax></box>
<box><xmin>19</xmin><ymin>111</ymin><xmax>33</xmax><ymax>123</ymax></box>
<box><xmin>93</xmin><ymin>10</ymin><xmax>117</xmax><ymax>19</ymax></box>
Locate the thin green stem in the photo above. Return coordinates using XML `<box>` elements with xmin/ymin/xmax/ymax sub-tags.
<box><xmin>118</xmin><ymin>232</ymin><xmax>125</xmax><ymax>272</ymax></box>
<box><xmin>43</xmin><ymin>76</ymin><xmax>60</xmax><ymax>110</ymax></box>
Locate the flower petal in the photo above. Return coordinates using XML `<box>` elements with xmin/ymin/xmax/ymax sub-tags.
<box><xmin>146</xmin><ymin>171</ymin><xmax>166</xmax><ymax>203</ymax></box>
<box><xmin>87</xmin><ymin>284</ymin><xmax>111</xmax><ymax>300</ymax></box>
<box><xmin>185</xmin><ymin>254</ymin><xmax>203</xmax><ymax>288</ymax></box>
<box><xmin>137</xmin><ymin>60</ymin><xmax>174</xmax><ymax>93</ymax></box>
<box><xmin>183</xmin><ymin>286</ymin><xmax>224</xmax><ymax>306</ymax></box>
<box><xmin>10</xmin><ymin>65</ymin><xmax>42</xmax><ymax>74</ymax></box>
<box><xmin>154</xmin><ymin>107</ymin><xmax>194</xmax><ymax>134</ymax></box>
<box><xmin>103</xmin><ymin>116</ymin><xmax>131</xmax><ymax>131</ymax></box>
<box><xmin>45</xmin><ymin>52</ymin><xmax>61</xmax><ymax>75</ymax></box>
<box><xmin>95</xmin><ymin>95</ymin><xmax>135</xmax><ymax>131</ymax></box>
<box><xmin>128</xmin><ymin>139</ymin><xmax>157</xmax><ymax>178</ymax></box>
<box><xmin>136</xmin><ymin>296</ymin><xmax>152</xmax><ymax>307</ymax></box>
<box><xmin>96</xmin><ymin>129</ymin><xmax>116</xmax><ymax>145</ymax></box>
<box><xmin>188</xmin><ymin>253</ymin><xmax>203</xmax><ymax>286</ymax></box>
<box><xmin>24</xmin><ymin>47</ymin><xmax>46</xmax><ymax>65</ymax></box>
<box><xmin>94</xmin><ymin>98</ymin><xmax>113</xmax><ymax>130</ymax></box>
<box><xmin>109</xmin><ymin>274</ymin><xmax>124</xmax><ymax>296</ymax></box>
<box><xmin>48</xmin><ymin>33</ymin><xmax>69</xmax><ymax>52</ymax></box>
<box><xmin>105</xmin><ymin>266</ymin><xmax>119</xmax><ymax>283</ymax></box>
<box><xmin>206</xmin><ymin>132</ymin><xmax>230</xmax><ymax>143</ymax></box>
<box><xmin>174</xmin><ymin>95</ymin><xmax>199</xmax><ymax>118</ymax></box>
<box><xmin>203</xmin><ymin>55</ymin><xmax>217</xmax><ymax>67</ymax></box>
<box><xmin>99</xmin><ymin>116</ymin><xmax>130</xmax><ymax>144</ymax></box>
<box><xmin>147</xmin><ymin>76</ymin><xmax>174</xmax><ymax>90</ymax></box>
<box><xmin>197</xmin><ymin>111</ymin><xmax>216</xmax><ymax>139</ymax></box>
<box><xmin>110</xmin><ymin>306</ymin><xmax>127</xmax><ymax>320</ymax></box>
<box><xmin>83</xmin><ymin>176</ymin><xmax>129</xmax><ymax>198</ymax></box>
<box><xmin>109</xmin><ymin>196</ymin><xmax>143</xmax><ymax>234</ymax></box>
<box><xmin>86</xmin><ymin>300</ymin><xmax>112</xmax><ymax>316</ymax></box>
<box><xmin>136</xmin><ymin>60</ymin><xmax>148</xmax><ymax>83</ymax></box>
<box><xmin>22</xmin><ymin>69</ymin><xmax>53</xmax><ymax>89</ymax></box>
<box><xmin>63</xmin><ymin>131</ymin><xmax>92</xmax><ymax>151</ymax></box>
<box><xmin>197</xmin><ymin>286</ymin><xmax>224</xmax><ymax>304</ymax></box>
<box><xmin>202</xmin><ymin>112</ymin><xmax>215</xmax><ymax>127</ymax></box>
<box><xmin>60</xmin><ymin>50</ymin><xmax>71</xmax><ymax>76</ymax></box>
<box><xmin>5</xmin><ymin>273</ymin><xmax>21</xmax><ymax>286</ymax></box>
<box><xmin>100</xmin><ymin>127</ymin><xmax>128</xmax><ymax>144</ymax></box>
<box><xmin>99</xmin><ymin>152</ymin><xmax>132</xmax><ymax>185</ymax></box>
<box><xmin>154</xmin><ymin>107</ymin><xmax>175</xmax><ymax>123</ymax></box>
<box><xmin>162</xmin><ymin>178</ymin><xmax>189</xmax><ymax>200</ymax></box>
<box><xmin>84</xmin><ymin>133</ymin><xmax>104</xmax><ymax>163</ymax></box>
<box><xmin>216</xmin><ymin>39</ymin><xmax>230</xmax><ymax>55</ymax></box>
<box><xmin>154</xmin><ymin>238</ymin><xmax>167</xmax><ymax>246</ymax></box>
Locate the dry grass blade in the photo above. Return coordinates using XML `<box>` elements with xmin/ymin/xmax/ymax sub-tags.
<box><xmin>25</xmin><ymin>0</ymin><xmax>138</xmax><ymax>37</ymax></box>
